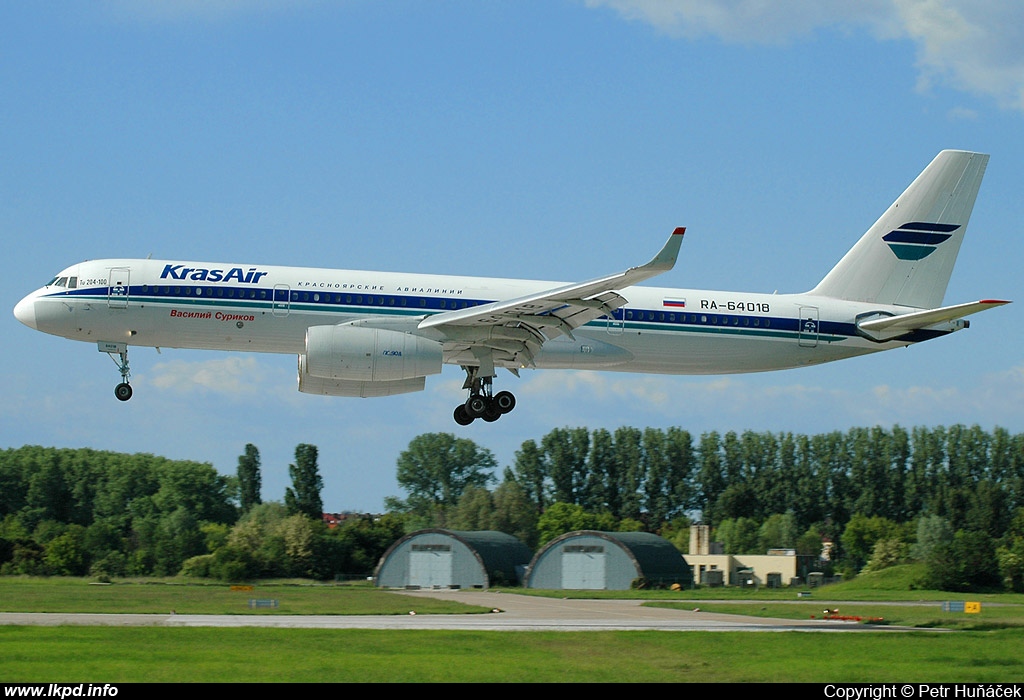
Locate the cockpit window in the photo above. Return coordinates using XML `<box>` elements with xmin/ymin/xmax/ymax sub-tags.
<box><xmin>45</xmin><ymin>275</ymin><xmax>78</xmax><ymax>289</ymax></box>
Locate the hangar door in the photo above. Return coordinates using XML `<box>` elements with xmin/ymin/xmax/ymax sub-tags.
<box><xmin>409</xmin><ymin>543</ymin><xmax>453</xmax><ymax>588</ymax></box>
<box><xmin>561</xmin><ymin>545</ymin><xmax>606</xmax><ymax>589</ymax></box>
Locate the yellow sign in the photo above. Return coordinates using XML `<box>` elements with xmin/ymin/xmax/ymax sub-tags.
<box><xmin>230</xmin><ymin>585</ymin><xmax>255</xmax><ymax>592</ymax></box>
<box><xmin>965</xmin><ymin>601</ymin><xmax>981</xmax><ymax>614</ymax></box>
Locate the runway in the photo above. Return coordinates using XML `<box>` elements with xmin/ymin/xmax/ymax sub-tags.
<box><xmin>0</xmin><ymin>590</ymin><xmax>925</xmax><ymax>632</ymax></box>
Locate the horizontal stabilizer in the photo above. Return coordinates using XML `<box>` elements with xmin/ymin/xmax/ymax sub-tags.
<box><xmin>857</xmin><ymin>299</ymin><xmax>1010</xmax><ymax>341</ymax></box>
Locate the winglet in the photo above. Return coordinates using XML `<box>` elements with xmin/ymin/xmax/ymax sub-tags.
<box><xmin>642</xmin><ymin>227</ymin><xmax>685</xmax><ymax>273</ymax></box>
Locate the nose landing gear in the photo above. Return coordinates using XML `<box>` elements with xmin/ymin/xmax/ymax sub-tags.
<box><xmin>453</xmin><ymin>368</ymin><xmax>516</xmax><ymax>425</ymax></box>
<box><xmin>100</xmin><ymin>342</ymin><xmax>133</xmax><ymax>401</ymax></box>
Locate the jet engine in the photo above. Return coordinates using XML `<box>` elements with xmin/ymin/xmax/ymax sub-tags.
<box><xmin>299</xmin><ymin>325</ymin><xmax>442</xmax><ymax>396</ymax></box>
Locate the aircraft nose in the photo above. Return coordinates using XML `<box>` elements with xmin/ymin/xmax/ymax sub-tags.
<box><xmin>14</xmin><ymin>295</ymin><xmax>37</xmax><ymax>330</ymax></box>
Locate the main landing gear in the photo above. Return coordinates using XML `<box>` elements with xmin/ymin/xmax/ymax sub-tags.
<box><xmin>453</xmin><ymin>367</ymin><xmax>516</xmax><ymax>425</ymax></box>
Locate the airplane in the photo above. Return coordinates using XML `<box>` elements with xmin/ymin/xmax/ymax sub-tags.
<box><xmin>13</xmin><ymin>150</ymin><xmax>1010</xmax><ymax>425</ymax></box>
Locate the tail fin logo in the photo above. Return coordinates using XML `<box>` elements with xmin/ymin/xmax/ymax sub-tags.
<box><xmin>882</xmin><ymin>222</ymin><xmax>961</xmax><ymax>261</ymax></box>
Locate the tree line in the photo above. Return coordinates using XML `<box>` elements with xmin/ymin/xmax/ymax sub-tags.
<box><xmin>0</xmin><ymin>444</ymin><xmax>402</xmax><ymax>581</ymax></box>
<box><xmin>391</xmin><ymin>425</ymin><xmax>1024</xmax><ymax>591</ymax></box>
<box><xmin>3</xmin><ymin>423</ymin><xmax>1024</xmax><ymax>591</ymax></box>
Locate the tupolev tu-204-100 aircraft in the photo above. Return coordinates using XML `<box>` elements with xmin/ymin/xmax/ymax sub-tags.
<box><xmin>13</xmin><ymin>150</ymin><xmax>1010</xmax><ymax>425</ymax></box>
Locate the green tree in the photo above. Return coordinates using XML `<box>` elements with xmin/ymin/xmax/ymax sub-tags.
<box><xmin>641</xmin><ymin>428</ymin><xmax>670</xmax><ymax>526</ymax></box>
<box><xmin>279</xmin><ymin>513</ymin><xmax>318</xmax><ymax>578</ymax></box>
<box><xmin>331</xmin><ymin>513</ymin><xmax>407</xmax><ymax>578</ymax></box>
<box><xmin>43</xmin><ymin>524</ymin><xmax>88</xmax><ymax>575</ymax></box>
<box><xmin>448</xmin><ymin>485</ymin><xmax>495</xmax><ymax>531</ymax></box>
<box><xmin>758</xmin><ymin>513</ymin><xmax>799</xmax><ymax>551</ymax></box>
<box><xmin>536</xmin><ymin>503</ymin><xmax>616</xmax><ymax>546</ymax></box>
<box><xmin>862</xmin><ymin>538</ymin><xmax>908</xmax><ymax>573</ymax></box>
<box><xmin>714</xmin><ymin>517</ymin><xmax>760</xmax><ymax>554</ymax></box>
<box><xmin>491</xmin><ymin>480</ymin><xmax>539</xmax><ymax>549</ymax></box>
<box><xmin>543</xmin><ymin>427</ymin><xmax>589</xmax><ymax>506</ymax></box>
<box><xmin>583</xmin><ymin>428</ymin><xmax>616</xmax><ymax>514</ymax></box>
<box><xmin>910</xmin><ymin>514</ymin><xmax>953</xmax><ymax>561</ymax></box>
<box><xmin>509</xmin><ymin>439</ymin><xmax>547</xmax><ymax>514</ymax></box>
<box><xmin>154</xmin><ymin>507</ymin><xmax>205</xmax><ymax>576</ymax></box>
<box><xmin>392</xmin><ymin>433</ymin><xmax>496</xmax><ymax>520</ymax></box>
<box><xmin>925</xmin><ymin>530</ymin><xmax>1002</xmax><ymax>592</ymax></box>
<box><xmin>715</xmin><ymin>483</ymin><xmax>759</xmax><ymax>522</ymax></box>
<box><xmin>796</xmin><ymin>525</ymin><xmax>825</xmax><ymax>557</ymax></box>
<box><xmin>237</xmin><ymin>444</ymin><xmax>262</xmax><ymax>514</ymax></box>
<box><xmin>696</xmin><ymin>431</ymin><xmax>724</xmax><ymax>524</ymax></box>
<box><xmin>662</xmin><ymin>427</ymin><xmax>696</xmax><ymax>520</ymax></box>
<box><xmin>997</xmin><ymin>537</ymin><xmax>1024</xmax><ymax>592</ymax></box>
<box><xmin>222</xmin><ymin>502</ymin><xmax>291</xmax><ymax>578</ymax></box>
<box><xmin>613</xmin><ymin>427</ymin><xmax>644</xmax><ymax>521</ymax></box>
<box><xmin>840</xmin><ymin>514</ymin><xmax>903</xmax><ymax>571</ymax></box>
<box><xmin>285</xmin><ymin>444</ymin><xmax>324</xmax><ymax>520</ymax></box>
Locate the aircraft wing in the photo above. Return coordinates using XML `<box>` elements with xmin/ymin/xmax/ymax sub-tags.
<box><xmin>857</xmin><ymin>299</ymin><xmax>1010</xmax><ymax>341</ymax></box>
<box><xmin>418</xmin><ymin>228</ymin><xmax>684</xmax><ymax>367</ymax></box>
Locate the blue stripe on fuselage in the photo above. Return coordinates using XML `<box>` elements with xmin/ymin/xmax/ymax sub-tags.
<box><xmin>51</xmin><ymin>284</ymin><xmax>949</xmax><ymax>345</ymax></box>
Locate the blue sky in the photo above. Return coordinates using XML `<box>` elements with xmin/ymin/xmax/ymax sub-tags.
<box><xmin>3</xmin><ymin>1</ymin><xmax>1023</xmax><ymax>512</ymax></box>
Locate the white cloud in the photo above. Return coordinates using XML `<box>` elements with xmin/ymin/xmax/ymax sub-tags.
<box><xmin>585</xmin><ymin>0</ymin><xmax>893</xmax><ymax>43</ymax></box>
<box><xmin>150</xmin><ymin>355</ymin><xmax>286</xmax><ymax>397</ymax></box>
<box><xmin>520</xmin><ymin>369</ymin><xmax>675</xmax><ymax>406</ymax></box>
<box><xmin>586</xmin><ymin>0</ymin><xmax>1024</xmax><ymax>110</ymax></box>
<box><xmin>509</xmin><ymin>362</ymin><xmax>1024</xmax><ymax>432</ymax></box>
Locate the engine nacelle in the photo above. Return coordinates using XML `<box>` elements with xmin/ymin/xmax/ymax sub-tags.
<box><xmin>298</xmin><ymin>356</ymin><xmax>427</xmax><ymax>397</ymax></box>
<box><xmin>302</xmin><ymin>324</ymin><xmax>442</xmax><ymax>383</ymax></box>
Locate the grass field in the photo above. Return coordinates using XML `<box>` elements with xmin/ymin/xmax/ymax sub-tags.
<box><xmin>0</xmin><ymin>576</ymin><xmax>487</xmax><ymax>616</ymax></box>
<box><xmin>2</xmin><ymin>572</ymin><xmax>1024</xmax><ymax>683</ymax></box>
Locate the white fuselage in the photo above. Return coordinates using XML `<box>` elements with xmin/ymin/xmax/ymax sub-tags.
<box><xmin>15</xmin><ymin>257</ymin><xmax>932</xmax><ymax>376</ymax></box>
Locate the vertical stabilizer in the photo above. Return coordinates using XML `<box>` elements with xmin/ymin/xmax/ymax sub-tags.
<box><xmin>810</xmin><ymin>150</ymin><xmax>988</xmax><ymax>309</ymax></box>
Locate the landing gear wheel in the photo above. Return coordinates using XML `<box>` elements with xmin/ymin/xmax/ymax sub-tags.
<box><xmin>494</xmin><ymin>390</ymin><xmax>516</xmax><ymax>414</ymax></box>
<box><xmin>453</xmin><ymin>404</ymin><xmax>474</xmax><ymax>426</ymax></box>
<box><xmin>465</xmin><ymin>395</ymin><xmax>489</xmax><ymax>419</ymax></box>
<box><xmin>482</xmin><ymin>405</ymin><xmax>502</xmax><ymax>422</ymax></box>
<box><xmin>114</xmin><ymin>383</ymin><xmax>133</xmax><ymax>402</ymax></box>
